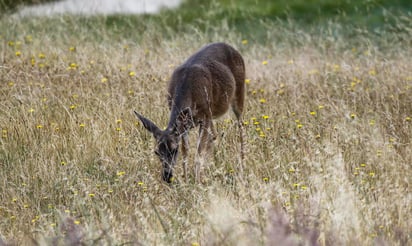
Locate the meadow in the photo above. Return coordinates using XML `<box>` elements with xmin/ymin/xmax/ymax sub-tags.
<box><xmin>1</xmin><ymin>1</ymin><xmax>412</xmax><ymax>245</ymax></box>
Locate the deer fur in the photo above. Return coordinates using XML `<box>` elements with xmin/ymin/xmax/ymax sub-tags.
<box><xmin>134</xmin><ymin>42</ymin><xmax>245</xmax><ymax>183</ymax></box>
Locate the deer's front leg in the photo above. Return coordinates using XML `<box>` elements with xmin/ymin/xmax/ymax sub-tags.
<box><xmin>195</xmin><ymin>120</ymin><xmax>214</xmax><ymax>183</ymax></box>
<box><xmin>181</xmin><ymin>133</ymin><xmax>189</xmax><ymax>182</ymax></box>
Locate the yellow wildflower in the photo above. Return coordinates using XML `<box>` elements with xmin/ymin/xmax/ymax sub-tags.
<box><xmin>377</xmin><ymin>150</ymin><xmax>382</xmax><ymax>157</ymax></box>
<box><xmin>117</xmin><ymin>171</ymin><xmax>126</xmax><ymax>176</ymax></box>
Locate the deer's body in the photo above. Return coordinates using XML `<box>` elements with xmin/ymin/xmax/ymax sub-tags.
<box><xmin>135</xmin><ymin>42</ymin><xmax>245</xmax><ymax>182</ymax></box>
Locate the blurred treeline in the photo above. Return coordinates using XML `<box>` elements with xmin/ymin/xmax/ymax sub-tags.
<box><xmin>2</xmin><ymin>0</ymin><xmax>411</xmax><ymax>26</ymax></box>
<box><xmin>0</xmin><ymin>0</ymin><xmax>54</xmax><ymax>12</ymax></box>
<box><xmin>1</xmin><ymin>0</ymin><xmax>411</xmax><ymax>37</ymax></box>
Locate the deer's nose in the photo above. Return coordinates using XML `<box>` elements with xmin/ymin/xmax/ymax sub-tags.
<box><xmin>162</xmin><ymin>168</ymin><xmax>173</xmax><ymax>183</ymax></box>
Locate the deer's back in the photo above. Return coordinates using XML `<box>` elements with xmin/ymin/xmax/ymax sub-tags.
<box><xmin>168</xmin><ymin>43</ymin><xmax>245</xmax><ymax>119</ymax></box>
<box><xmin>183</xmin><ymin>42</ymin><xmax>244</xmax><ymax>72</ymax></box>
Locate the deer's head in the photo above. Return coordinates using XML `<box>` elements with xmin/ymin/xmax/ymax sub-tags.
<box><xmin>134</xmin><ymin>108</ymin><xmax>194</xmax><ymax>183</ymax></box>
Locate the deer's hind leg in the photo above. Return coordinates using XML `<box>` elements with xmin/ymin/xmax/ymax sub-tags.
<box><xmin>232</xmin><ymin>67</ymin><xmax>245</xmax><ymax>164</ymax></box>
<box><xmin>233</xmin><ymin>107</ymin><xmax>245</xmax><ymax>167</ymax></box>
<box><xmin>232</xmin><ymin>57</ymin><xmax>245</xmax><ymax>116</ymax></box>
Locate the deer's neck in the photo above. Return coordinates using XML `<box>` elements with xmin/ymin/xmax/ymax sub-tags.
<box><xmin>167</xmin><ymin>84</ymin><xmax>193</xmax><ymax>132</ymax></box>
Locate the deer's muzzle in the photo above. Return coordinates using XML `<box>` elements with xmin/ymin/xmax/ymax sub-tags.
<box><xmin>162</xmin><ymin>168</ymin><xmax>173</xmax><ymax>183</ymax></box>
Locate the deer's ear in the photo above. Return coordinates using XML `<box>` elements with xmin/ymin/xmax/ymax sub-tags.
<box><xmin>134</xmin><ymin>110</ymin><xmax>162</xmax><ymax>139</ymax></box>
<box><xmin>175</xmin><ymin>107</ymin><xmax>195</xmax><ymax>135</ymax></box>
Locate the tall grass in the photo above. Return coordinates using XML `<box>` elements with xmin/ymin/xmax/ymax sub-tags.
<box><xmin>1</xmin><ymin>6</ymin><xmax>411</xmax><ymax>245</ymax></box>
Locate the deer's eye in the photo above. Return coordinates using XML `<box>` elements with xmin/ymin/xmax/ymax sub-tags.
<box><xmin>154</xmin><ymin>150</ymin><xmax>160</xmax><ymax>156</ymax></box>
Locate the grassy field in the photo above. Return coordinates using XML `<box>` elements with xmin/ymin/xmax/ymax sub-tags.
<box><xmin>1</xmin><ymin>1</ymin><xmax>412</xmax><ymax>245</ymax></box>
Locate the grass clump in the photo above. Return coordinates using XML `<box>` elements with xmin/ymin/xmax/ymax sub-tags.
<box><xmin>1</xmin><ymin>1</ymin><xmax>412</xmax><ymax>245</ymax></box>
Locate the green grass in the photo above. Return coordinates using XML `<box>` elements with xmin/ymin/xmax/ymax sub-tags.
<box><xmin>1</xmin><ymin>1</ymin><xmax>412</xmax><ymax>245</ymax></box>
<box><xmin>4</xmin><ymin>0</ymin><xmax>412</xmax><ymax>43</ymax></box>
<box><xmin>110</xmin><ymin>0</ymin><xmax>412</xmax><ymax>43</ymax></box>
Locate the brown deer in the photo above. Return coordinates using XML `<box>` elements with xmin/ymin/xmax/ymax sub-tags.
<box><xmin>134</xmin><ymin>42</ymin><xmax>245</xmax><ymax>183</ymax></box>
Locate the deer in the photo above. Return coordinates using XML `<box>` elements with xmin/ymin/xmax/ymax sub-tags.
<box><xmin>134</xmin><ymin>42</ymin><xmax>245</xmax><ymax>183</ymax></box>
